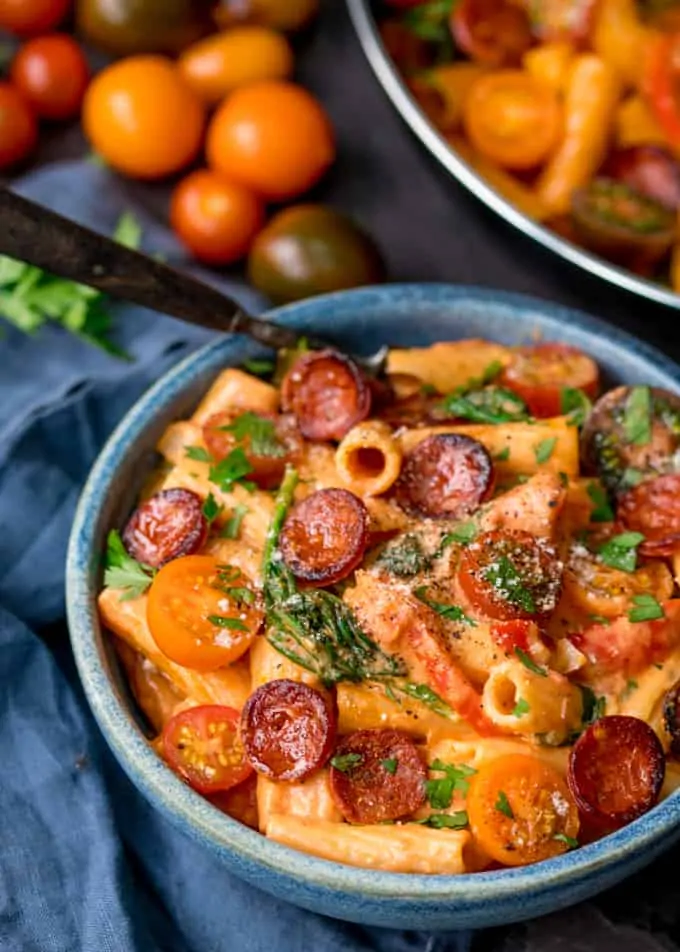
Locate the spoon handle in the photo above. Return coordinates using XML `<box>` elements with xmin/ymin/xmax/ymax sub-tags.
<box><xmin>0</xmin><ymin>189</ymin><xmax>313</xmax><ymax>352</ymax></box>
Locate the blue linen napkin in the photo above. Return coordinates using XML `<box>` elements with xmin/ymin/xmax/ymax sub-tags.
<box><xmin>0</xmin><ymin>160</ymin><xmax>476</xmax><ymax>952</ymax></box>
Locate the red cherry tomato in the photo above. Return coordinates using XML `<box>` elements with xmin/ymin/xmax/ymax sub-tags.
<box><xmin>451</xmin><ymin>0</ymin><xmax>532</xmax><ymax>67</ymax></box>
<box><xmin>281</xmin><ymin>350</ymin><xmax>371</xmax><ymax>442</ymax></box>
<box><xmin>241</xmin><ymin>679</ymin><xmax>337</xmax><ymax>781</ymax></box>
<box><xmin>208</xmin><ymin>774</ymin><xmax>259</xmax><ymax>829</ymax></box>
<box><xmin>0</xmin><ymin>0</ymin><xmax>70</xmax><ymax>35</ymax></box>
<box><xmin>329</xmin><ymin>729</ymin><xmax>427</xmax><ymax>824</ymax></box>
<box><xmin>280</xmin><ymin>488</ymin><xmax>369</xmax><ymax>586</ymax></box>
<box><xmin>644</xmin><ymin>33</ymin><xmax>680</xmax><ymax>153</ymax></box>
<box><xmin>618</xmin><ymin>473</ymin><xmax>680</xmax><ymax>557</ymax></box>
<box><xmin>568</xmin><ymin>715</ymin><xmax>665</xmax><ymax>830</ymax></box>
<box><xmin>162</xmin><ymin>704</ymin><xmax>253</xmax><ymax>795</ymax></box>
<box><xmin>0</xmin><ymin>83</ymin><xmax>37</xmax><ymax>169</ymax></box>
<box><xmin>11</xmin><ymin>34</ymin><xmax>89</xmax><ymax>121</ymax></box>
<box><xmin>457</xmin><ymin>529</ymin><xmax>563</xmax><ymax>621</ymax></box>
<box><xmin>500</xmin><ymin>343</ymin><xmax>599</xmax><ymax>418</ymax></box>
<box><xmin>489</xmin><ymin>619</ymin><xmax>534</xmax><ymax>654</ymax></box>
<box><xmin>202</xmin><ymin>409</ymin><xmax>302</xmax><ymax>490</ymax></box>
<box><xmin>122</xmin><ymin>488</ymin><xmax>207</xmax><ymax>568</ymax></box>
<box><xmin>394</xmin><ymin>433</ymin><xmax>495</xmax><ymax>519</ymax></box>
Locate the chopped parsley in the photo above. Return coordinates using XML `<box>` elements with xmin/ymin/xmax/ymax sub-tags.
<box><xmin>202</xmin><ymin>492</ymin><xmax>223</xmax><ymax>526</ymax></box>
<box><xmin>621</xmin><ymin>467</ymin><xmax>645</xmax><ymax>488</ymax></box>
<box><xmin>394</xmin><ymin>682</ymin><xmax>455</xmax><ymax>719</ymax></box>
<box><xmin>220</xmin><ymin>411</ymin><xmax>284</xmax><ymax>458</ymax></box>
<box><xmin>512</xmin><ymin>697</ymin><xmax>531</xmax><ymax>717</ymax></box>
<box><xmin>514</xmin><ymin>647</ymin><xmax>548</xmax><ymax>677</ymax></box>
<box><xmin>621</xmin><ymin>678</ymin><xmax>639</xmax><ymax>701</ymax></box>
<box><xmin>402</xmin><ymin>0</ymin><xmax>456</xmax><ymax>43</ymax></box>
<box><xmin>420</xmin><ymin>382</ymin><xmax>439</xmax><ymax>396</ymax></box>
<box><xmin>586</xmin><ymin>483</ymin><xmax>614</xmax><ymax>523</ymax></box>
<box><xmin>622</xmin><ymin>386</ymin><xmax>651</xmax><ymax>445</ymax></box>
<box><xmin>414</xmin><ymin>586</ymin><xmax>476</xmax><ymax>626</ymax></box>
<box><xmin>558</xmin><ymin>471</ymin><xmax>569</xmax><ymax>488</ymax></box>
<box><xmin>485</xmin><ymin>556</ymin><xmax>536</xmax><ymax>614</ymax></box>
<box><xmin>553</xmin><ymin>833</ymin><xmax>578</xmax><ymax>849</ymax></box>
<box><xmin>381</xmin><ymin>758</ymin><xmax>398</xmax><ymax>775</ymax></box>
<box><xmin>242</xmin><ymin>357</ymin><xmax>275</xmax><ymax>377</ymax></box>
<box><xmin>440</xmin><ymin>520</ymin><xmax>479</xmax><ymax>547</ymax></box>
<box><xmin>439</xmin><ymin>386</ymin><xmax>529</xmax><ymax>425</ymax></box>
<box><xmin>534</xmin><ymin>437</ymin><xmax>557</xmax><ymax>464</ymax></box>
<box><xmin>330</xmin><ymin>753</ymin><xmax>363</xmax><ymax>773</ymax></box>
<box><xmin>494</xmin><ymin>446</ymin><xmax>511</xmax><ymax>462</ymax></box>
<box><xmin>221</xmin><ymin>504</ymin><xmax>249</xmax><ymax>539</ymax></box>
<box><xmin>184</xmin><ymin>445</ymin><xmax>214</xmax><ymax>463</ymax></box>
<box><xmin>425</xmin><ymin>760</ymin><xmax>476</xmax><ymax>809</ymax></box>
<box><xmin>589</xmin><ymin>614</ymin><xmax>611</xmax><ymax>625</ymax></box>
<box><xmin>103</xmin><ymin>530</ymin><xmax>156</xmax><ymax>601</ymax></box>
<box><xmin>417</xmin><ymin>811</ymin><xmax>469</xmax><ymax>830</ymax></box>
<box><xmin>628</xmin><ymin>593</ymin><xmax>665</xmax><ymax>623</ymax></box>
<box><xmin>495</xmin><ymin>790</ymin><xmax>514</xmax><ymax>819</ymax></box>
<box><xmin>561</xmin><ymin>387</ymin><xmax>592</xmax><ymax>427</ymax></box>
<box><xmin>579</xmin><ymin>685</ymin><xmax>606</xmax><ymax>725</ymax></box>
<box><xmin>598</xmin><ymin>531</ymin><xmax>645</xmax><ymax>573</ymax></box>
<box><xmin>377</xmin><ymin>533</ymin><xmax>432</xmax><ymax>578</ymax></box>
<box><xmin>209</xmin><ymin>448</ymin><xmax>256</xmax><ymax>493</ymax></box>
<box><xmin>206</xmin><ymin>615</ymin><xmax>249</xmax><ymax>631</ymax></box>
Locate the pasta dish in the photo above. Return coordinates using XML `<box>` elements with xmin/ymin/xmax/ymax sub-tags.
<box><xmin>99</xmin><ymin>338</ymin><xmax>680</xmax><ymax>873</ymax></box>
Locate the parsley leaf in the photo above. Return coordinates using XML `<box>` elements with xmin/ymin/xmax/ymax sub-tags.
<box><xmin>185</xmin><ymin>445</ymin><xmax>214</xmax><ymax>463</ymax></box>
<box><xmin>623</xmin><ymin>387</ymin><xmax>651</xmax><ymax>445</ymax></box>
<box><xmin>395</xmin><ymin>682</ymin><xmax>455</xmax><ymax>719</ymax></box>
<box><xmin>561</xmin><ymin>387</ymin><xmax>593</xmax><ymax>427</ymax></box>
<box><xmin>209</xmin><ymin>448</ymin><xmax>256</xmax><ymax>493</ymax></box>
<box><xmin>512</xmin><ymin>697</ymin><xmax>530</xmax><ymax>717</ymax></box>
<box><xmin>221</xmin><ymin>411</ymin><xmax>284</xmax><ymax>458</ymax></box>
<box><xmin>206</xmin><ymin>615</ymin><xmax>249</xmax><ymax>631</ymax></box>
<box><xmin>440</xmin><ymin>520</ymin><xmax>479</xmax><ymax>547</ymax></box>
<box><xmin>621</xmin><ymin>678</ymin><xmax>639</xmax><ymax>701</ymax></box>
<box><xmin>381</xmin><ymin>758</ymin><xmax>398</xmax><ymax>775</ymax></box>
<box><xmin>534</xmin><ymin>437</ymin><xmax>557</xmax><ymax>464</ymax></box>
<box><xmin>221</xmin><ymin>504</ymin><xmax>249</xmax><ymax>539</ymax></box>
<box><xmin>330</xmin><ymin>753</ymin><xmax>363</xmax><ymax>773</ymax></box>
<box><xmin>587</xmin><ymin>483</ymin><xmax>614</xmax><ymax>522</ymax></box>
<box><xmin>414</xmin><ymin>586</ymin><xmax>476</xmax><ymax>626</ymax></box>
<box><xmin>402</xmin><ymin>0</ymin><xmax>456</xmax><ymax>42</ymax></box>
<box><xmin>103</xmin><ymin>530</ymin><xmax>156</xmax><ymax>601</ymax></box>
<box><xmin>377</xmin><ymin>533</ymin><xmax>432</xmax><ymax>577</ymax></box>
<box><xmin>629</xmin><ymin>593</ymin><xmax>665</xmax><ymax>623</ymax></box>
<box><xmin>439</xmin><ymin>387</ymin><xmax>529</xmax><ymax>425</ymax></box>
<box><xmin>417</xmin><ymin>811</ymin><xmax>469</xmax><ymax>830</ymax></box>
<box><xmin>495</xmin><ymin>791</ymin><xmax>514</xmax><ymax>818</ymax></box>
<box><xmin>425</xmin><ymin>759</ymin><xmax>476</xmax><ymax>808</ymax></box>
<box><xmin>242</xmin><ymin>357</ymin><xmax>275</xmax><ymax>377</ymax></box>
<box><xmin>494</xmin><ymin>446</ymin><xmax>510</xmax><ymax>462</ymax></box>
<box><xmin>514</xmin><ymin>647</ymin><xmax>548</xmax><ymax>677</ymax></box>
<box><xmin>598</xmin><ymin>531</ymin><xmax>645</xmax><ymax>573</ymax></box>
<box><xmin>202</xmin><ymin>492</ymin><xmax>223</xmax><ymax>526</ymax></box>
<box><xmin>485</xmin><ymin>556</ymin><xmax>536</xmax><ymax>614</ymax></box>
<box><xmin>621</xmin><ymin>467</ymin><xmax>645</xmax><ymax>488</ymax></box>
<box><xmin>578</xmin><ymin>685</ymin><xmax>606</xmax><ymax>725</ymax></box>
<box><xmin>553</xmin><ymin>833</ymin><xmax>578</xmax><ymax>849</ymax></box>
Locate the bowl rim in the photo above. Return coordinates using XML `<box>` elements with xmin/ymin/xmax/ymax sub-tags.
<box><xmin>67</xmin><ymin>283</ymin><xmax>680</xmax><ymax>904</ymax></box>
<box><xmin>345</xmin><ymin>0</ymin><xmax>680</xmax><ymax>312</ymax></box>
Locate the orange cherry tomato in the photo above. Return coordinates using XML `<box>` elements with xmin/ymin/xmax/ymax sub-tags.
<box><xmin>11</xmin><ymin>35</ymin><xmax>89</xmax><ymax>121</ymax></box>
<box><xmin>462</xmin><ymin>71</ymin><xmax>561</xmax><ymax>170</ymax></box>
<box><xmin>0</xmin><ymin>83</ymin><xmax>37</xmax><ymax>169</ymax></box>
<box><xmin>206</xmin><ymin>80</ymin><xmax>335</xmax><ymax>201</ymax></box>
<box><xmin>0</xmin><ymin>0</ymin><xmax>70</xmax><ymax>34</ymax></box>
<box><xmin>146</xmin><ymin>555</ymin><xmax>264</xmax><ymax>671</ymax></box>
<box><xmin>499</xmin><ymin>343</ymin><xmax>599</xmax><ymax>417</ymax></box>
<box><xmin>162</xmin><ymin>704</ymin><xmax>253</xmax><ymax>795</ymax></box>
<box><xmin>644</xmin><ymin>33</ymin><xmax>680</xmax><ymax>154</ymax></box>
<box><xmin>467</xmin><ymin>754</ymin><xmax>580</xmax><ymax>866</ymax></box>
<box><xmin>83</xmin><ymin>56</ymin><xmax>205</xmax><ymax>179</ymax></box>
<box><xmin>170</xmin><ymin>169</ymin><xmax>265</xmax><ymax>265</ymax></box>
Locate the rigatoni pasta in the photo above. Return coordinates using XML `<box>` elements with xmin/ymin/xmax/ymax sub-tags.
<box><xmin>99</xmin><ymin>337</ymin><xmax>680</xmax><ymax>874</ymax></box>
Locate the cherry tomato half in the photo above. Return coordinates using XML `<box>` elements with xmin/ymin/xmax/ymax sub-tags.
<box><xmin>0</xmin><ymin>83</ymin><xmax>37</xmax><ymax>169</ymax></box>
<box><xmin>452</xmin><ymin>0</ymin><xmax>532</xmax><ymax>67</ymax></box>
<box><xmin>462</xmin><ymin>71</ymin><xmax>562</xmax><ymax>170</ymax></box>
<box><xmin>162</xmin><ymin>704</ymin><xmax>253</xmax><ymax>794</ymax></box>
<box><xmin>147</xmin><ymin>555</ymin><xmax>264</xmax><ymax>671</ymax></box>
<box><xmin>500</xmin><ymin>343</ymin><xmax>599</xmax><ymax>418</ymax></box>
<box><xmin>11</xmin><ymin>34</ymin><xmax>89</xmax><ymax>121</ymax></box>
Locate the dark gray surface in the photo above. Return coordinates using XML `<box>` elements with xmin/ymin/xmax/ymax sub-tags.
<box><xmin>9</xmin><ymin>1</ymin><xmax>680</xmax><ymax>949</ymax></box>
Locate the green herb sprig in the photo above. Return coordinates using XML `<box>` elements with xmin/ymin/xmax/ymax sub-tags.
<box><xmin>104</xmin><ymin>530</ymin><xmax>156</xmax><ymax>601</ymax></box>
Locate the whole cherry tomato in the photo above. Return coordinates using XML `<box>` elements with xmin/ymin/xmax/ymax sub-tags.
<box><xmin>0</xmin><ymin>83</ymin><xmax>37</xmax><ymax>169</ymax></box>
<box><xmin>206</xmin><ymin>80</ymin><xmax>335</xmax><ymax>201</ymax></box>
<box><xmin>83</xmin><ymin>56</ymin><xmax>205</xmax><ymax>179</ymax></box>
<box><xmin>0</xmin><ymin>0</ymin><xmax>70</xmax><ymax>34</ymax></box>
<box><xmin>11</xmin><ymin>35</ymin><xmax>89</xmax><ymax>121</ymax></box>
<box><xmin>170</xmin><ymin>169</ymin><xmax>265</xmax><ymax>265</ymax></box>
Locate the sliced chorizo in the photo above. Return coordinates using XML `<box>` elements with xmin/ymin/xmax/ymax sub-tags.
<box><xmin>280</xmin><ymin>350</ymin><xmax>371</xmax><ymax>442</ymax></box>
<box><xmin>618</xmin><ymin>473</ymin><xmax>680</xmax><ymax>557</ymax></box>
<box><xmin>240</xmin><ymin>679</ymin><xmax>337</xmax><ymax>782</ymax></box>
<box><xmin>122</xmin><ymin>488</ymin><xmax>207</xmax><ymax>568</ymax></box>
<box><xmin>279</xmin><ymin>488</ymin><xmax>369</xmax><ymax>586</ymax></box>
<box><xmin>394</xmin><ymin>433</ymin><xmax>494</xmax><ymax>519</ymax></box>
<box><xmin>329</xmin><ymin>729</ymin><xmax>427</xmax><ymax>824</ymax></box>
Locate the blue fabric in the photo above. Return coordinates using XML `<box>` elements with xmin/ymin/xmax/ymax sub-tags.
<box><xmin>0</xmin><ymin>161</ymin><xmax>473</xmax><ymax>952</ymax></box>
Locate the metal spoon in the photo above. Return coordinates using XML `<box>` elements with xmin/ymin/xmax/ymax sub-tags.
<box><xmin>0</xmin><ymin>189</ymin><xmax>388</xmax><ymax>374</ymax></box>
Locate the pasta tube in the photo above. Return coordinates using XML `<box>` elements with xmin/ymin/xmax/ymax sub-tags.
<box><xmin>335</xmin><ymin>420</ymin><xmax>402</xmax><ymax>496</ymax></box>
<box><xmin>192</xmin><ymin>368</ymin><xmax>279</xmax><ymax>425</ymax></box>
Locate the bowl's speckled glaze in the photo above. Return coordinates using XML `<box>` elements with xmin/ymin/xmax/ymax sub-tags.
<box><xmin>67</xmin><ymin>285</ymin><xmax>680</xmax><ymax>930</ymax></box>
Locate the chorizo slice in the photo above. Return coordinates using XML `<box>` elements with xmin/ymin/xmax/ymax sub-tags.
<box><xmin>122</xmin><ymin>488</ymin><xmax>207</xmax><ymax>568</ymax></box>
<box><xmin>281</xmin><ymin>350</ymin><xmax>371</xmax><ymax>442</ymax></box>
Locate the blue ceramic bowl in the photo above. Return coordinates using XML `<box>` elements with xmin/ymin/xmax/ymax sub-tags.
<box><xmin>67</xmin><ymin>284</ymin><xmax>680</xmax><ymax>931</ymax></box>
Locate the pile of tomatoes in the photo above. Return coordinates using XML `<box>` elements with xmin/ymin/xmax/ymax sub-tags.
<box><xmin>0</xmin><ymin>0</ymin><xmax>384</xmax><ymax>302</ymax></box>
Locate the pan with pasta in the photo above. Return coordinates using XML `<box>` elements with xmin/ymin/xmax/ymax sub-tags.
<box><xmin>98</xmin><ymin>337</ymin><xmax>680</xmax><ymax>874</ymax></box>
<box><xmin>376</xmin><ymin>0</ymin><xmax>680</xmax><ymax>297</ymax></box>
